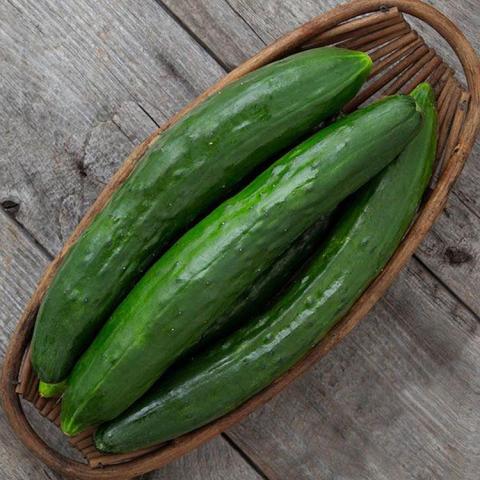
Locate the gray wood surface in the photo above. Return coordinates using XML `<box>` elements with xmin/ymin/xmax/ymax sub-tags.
<box><xmin>0</xmin><ymin>0</ymin><xmax>478</xmax><ymax>479</ymax></box>
<box><xmin>228</xmin><ymin>259</ymin><xmax>480</xmax><ymax>479</ymax></box>
<box><xmin>0</xmin><ymin>0</ymin><xmax>224</xmax><ymax>256</ymax></box>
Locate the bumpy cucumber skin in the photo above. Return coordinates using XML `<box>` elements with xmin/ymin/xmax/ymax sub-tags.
<box><xmin>94</xmin><ymin>84</ymin><xmax>436</xmax><ymax>453</ymax></box>
<box><xmin>194</xmin><ymin>215</ymin><xmax>330</xmax><ymax>350</ymax></box>
<box><xmin>61</xmin><ymin>95</ymin><xmax>421</xmax><ymax>436</ymax></box>
<box><xmin>31</xmin><ymin>48</ymin><xmax>372</xmax><ymax>386</ymax></box>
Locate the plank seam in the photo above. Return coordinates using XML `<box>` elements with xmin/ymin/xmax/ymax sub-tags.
<box><xmin>96</xmin><ymin>61</ymin><xmax>167</xmax><ymax>128</ymax></box>
<box><xmin>154</xmin><ymin>0</ymin><xmax>231</xmax><ymax>72</ymax></box>
<box><xmin>135</xmin><ymin>102</ymin><xmax>161</xmax><ymax>129</ymax></box>
<box><xmin>0</xmin><ymin>209</ymin><xmax>53</xmax><ymax>261</ymax></box>
<box><xmin>221</xmin><ymin>432</ymin><xmax>273</xmax><ymax>480</ymax></box>
<box><xmin>223</xmin><ymin>0</ymin><xmax>268</xmax><ymax>46</ymax></box>
<box><xmin>451</xmin><ymin>189</ymin><xmax>480</xmax><ymax>223</ymax></box>
<box><xmin>413</xmin><ymin>254</ymin><xmax>480</xmax><ymax>322</ymax></box>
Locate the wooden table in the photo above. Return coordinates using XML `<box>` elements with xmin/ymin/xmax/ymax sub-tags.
<box><xmin>1</xmin><ymin>1</ymin><xmax>479</xmax><ymax>478</ymax></box>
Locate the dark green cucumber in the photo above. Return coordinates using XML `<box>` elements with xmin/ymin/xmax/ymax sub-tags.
<box><xmin>194</xmin><ymin>215</ymin><xmax>330</xmax><ymax>349</ymax></box>
<box><xmin>61</xmin><ymin>95</ymin><xmax>421</xmax><ymax>436</ymax></box>
<box><xmin>31</xmin><ymin>47</ymin><xmax>372</xmax><ymax>388</ymax></box>
<box><xmin>94</xmin><ymin>83</ymin><xmax>436</xmax><ymax>453</ymax></box>
<box><xmin>40</xmin><ymin>218</ymin><xmax>330</xmax><ymax>399</ymax></box>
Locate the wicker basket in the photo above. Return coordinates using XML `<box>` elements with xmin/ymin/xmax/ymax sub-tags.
<box><xmin>2</xmin><ymin>1</ymin><xmax>479</xmax><ymax>478</ymax></box>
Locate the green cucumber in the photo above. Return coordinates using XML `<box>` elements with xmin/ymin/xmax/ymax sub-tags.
<box><xmin>32</xmin><ymin>47</ymin><xmax>372</xmax><ymax>390</ymax></box>
<box><xmin>38</xmin><ymin>380</ymin><xmax>67</xmax><ymax>399</ymax></box>
<box><xmin>94</xmin><ymin>83</ymin><xmax>436</xmax><ymax>453</ymax></box>
<box><xmin>39</xmin><ymin>220</ymin><xmax>329</xmax><ymax>398</ymax></box>
<box><xmin>194</xmin><ymin>215</ymin><xmax>330</xmax><ymax>350</ymax></box>
<box><xmin>61</xmin><ymin>94</ymin><xmax>421</xmax><ymax>436</ymax></box>
<box><xmin>39</xmin><ymin>218</ymin><xmax>329</xmax><ymax>397</ymax></box>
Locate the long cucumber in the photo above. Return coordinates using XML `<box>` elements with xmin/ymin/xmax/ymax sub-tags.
<box><xmin>61</xmin><ymin>95</ymin><xmax>421</xmax><ymax>436</ymax></box>
<box><xmin>94</xmin><ymin>84</ymin><xmax>436</xmax><ymax>453</ymax></box>
<box><xmin>32</xmin><ymin>47</ymin><xmax>372</xmax><ymax>388</ymax></box>
<box><xmin>194</xmin><ymin>215</ymin><xmax>330</xmax><ymax>350</ymax></box>
<box><xmin>41</xmin><ymin>218</ymin><xmax>330</xmax><ymax>398</ymax></box>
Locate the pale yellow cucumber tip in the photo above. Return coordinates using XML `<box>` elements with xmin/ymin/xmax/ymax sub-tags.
<box><xmin>39</xmin><ymin>380</ymin><xmax>67</xmax><ymax>398</ymax></box>
<box><xmin>411</xmin><ymin>82</ymin><xmax>435</xmax><ymax>103</ymax></box>
<box><xmin>361</xmin><ymin>51</ymin><xmax>373</xmax><ymax>67</ymax></box>
<box><xmin>356</xmin><ymin>50</ymin><xmax>373</xmax><ymax>76</ymax></box>
<box><xmin>60</xmin><ymin>417</ymin><xmax>81</xmax><ymax>437</ymax></box>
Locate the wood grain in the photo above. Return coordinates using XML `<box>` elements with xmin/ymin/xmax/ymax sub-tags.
<box><xmin>417</xmin><ymin>190</ymin><xmax>480</xmax><ymax>315</ymax></box>
<box><xmin>0</xmin><ymin>211</ymin><xmax>49</xmax><ymax>359</ymax></box>
<box><xmin>0</xmin><ymin>212</ymin><xmax>86</xmax><ymax>478</ymax></box>
<box><xmin>228</xmin><ymin>259</ymin><xmax>480</xmax><ymax>480</ymax></box>
<box><xmin>0</xmin><ymin>0</ymin><xmax>224</xmax><ymax>255</ymax></box>
<box><xmin>148</xmin><ymin>436</ymin><xmax>263</xmax><ymax>480</ymax></box>
<box><xmin>0</xmin><ymin>1</ymin><xmax>255</xmax><ymax>478</ymax></box>
<box><xmin>160</xmin><ymin>0</ymin><xmax>264</xmax><ymax>70</ymax></box>
<box><xmin>0</xmin><ymin>212</ymin><xmax>63</xmax><ymax>480</ymax></box>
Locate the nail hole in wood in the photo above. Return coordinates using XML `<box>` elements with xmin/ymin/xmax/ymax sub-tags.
<box><xmin>444</xmin><ymin>247</ymin><xmax>473</xmax><ymax>265</ymax></box>
<box><xmin>1</xmin><ymin>199</ymin><xmax>20</xmax><ymax>216</ymax></box>
<box><xmin>76</xmin><ymin>159</ymin><xmax>88</xmax><ymax>177</ymax></box>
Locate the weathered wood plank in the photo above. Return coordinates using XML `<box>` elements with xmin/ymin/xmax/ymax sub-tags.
<box><xmin>225</xmin><ymin>0</ymin><xmax>479</xmax><ymax>49</ymax></box>
<box><xmin>0</xmin><ymin>0</ymin><xmax>224</xmax><ymax>255</ymax></box>
<box><xmin>160</xmin><ymin>0</ymin><xmax>264</xmax><ymax>70</ymax></box>
<box><xmin>0</xmin><ymin>418</ymin><xmax>62</xmax><ymax>480</ymax></box>
<box><xmin>0</xmin><ymin>211</ymin><xmax>62</xmax><ymax>480</ymax></box>
<box><xmin>417</xmin><ymin>190</ymin><xmax>480</xmax><ymax>316</ymax></box>
<box><xmin>0</xmin><ymin>211</ymin><xmax>79</xmax><ymax>479</ymax></box>
<box><xmin>227</xmin><ymin>258</ymin><xmax>480</xmax><ymax>480</ymax></box>
<box><xmin>0</xmin><ymin>212</ymin><xmax>263</xmax><ymax>479</ymax></box>
<box><xmin>148</xmin><ymin>436</ymin><xmax>263</xmax><ymax>480</ymax></box>
<box><xmin>0</xmin><ymin>2</ymin><xmax>260</xmax><ymax>477</ymax></box>
<box><xmin>0</xmin><ymin>211</ymin><xmax>49</xmax><ymax>358</ymax></box>
<box><xmin>235</xmin><ymin>0</ymin><xmax>344</xmax><ymax>42</ymax></box>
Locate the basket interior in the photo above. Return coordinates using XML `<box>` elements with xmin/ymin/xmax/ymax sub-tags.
<box><xmin>14</xmin><ymin>5</ymin><xmax>472</xmax><ymax>471</ymax></box>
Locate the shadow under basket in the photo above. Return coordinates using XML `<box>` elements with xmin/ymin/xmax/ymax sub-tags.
<box><xmin>2</xmin><ymin>1</ymin><xmax>479</xmax><ymax>479</ymax></box>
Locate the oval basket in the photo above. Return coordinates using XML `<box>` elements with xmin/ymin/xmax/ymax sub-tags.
<box><xmin>2</xmin><ymin>1</ymin><xmax>479</xmax><ymax>479</ymax></box>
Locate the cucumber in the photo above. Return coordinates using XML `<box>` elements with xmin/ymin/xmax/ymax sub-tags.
<box><xmin>194</xmin><ymin>215</ymin><xmax>330</xmax><ymax>350</ymax></box>
<box><xmin>40</xmin><ymin>219</ymin><xmax>329</xmax><ymax>398</ymax></box>
<box><xmin>61</xmin><ymin>95</ymin><xmax>421</xmax><ymax>436</ymax></box>
<box><xmin>38</xmin><ymin>380</ymin><xmax>67</xmax><ymax>399</ymax></box>
<box><xmin>94</xmin><ymin>84</ymin><xmax>436</xmax><ymax>453</ymax></box>
<box><xmin>38</xmin><ymin>219</ymin><xmax>329</xmax><ymax>399</ymax></box>
<box><xmin>32</xmin><ymin>48</ymin><xmax>372</xmax><ymax>389</ymax></box>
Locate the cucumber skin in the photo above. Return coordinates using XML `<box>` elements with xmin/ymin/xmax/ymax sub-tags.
<box><xmin>31</xmin><ymin>48</ymin><xmax>372</xmax><ymax>386</ymax></box>
<box><xmin>38</xmin><ymin>380</ymin><xmax>67</xmax><ymax>398</ymax></box>
<box><xmin>61</xmin><ymin>95</ymin><xmax>421</xmax><ymax>436</ymax></box>
<box><xmin>194</xmin><ymin>215</ymin><xmax>330</xmax><ymax>350</ymax></box>
<box><xmin>94</xmin><ymin>84</ymin><xmax>436</xmax><ymax>453</ymax></box>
